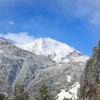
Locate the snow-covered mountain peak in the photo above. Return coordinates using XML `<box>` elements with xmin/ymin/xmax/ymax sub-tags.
<box><xmin>16</xmin><ymin>37</ymin><xmax>89</xmax><ymax>63</ymax></box>
<box><xmin>32</xmin><ymin>37</ymin><xmax>74</xmax><ymax>53</ymax></box>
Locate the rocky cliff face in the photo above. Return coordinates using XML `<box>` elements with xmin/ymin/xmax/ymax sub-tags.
<box><xmin>0</xmin><ymin>37</ymin><xmax>88</xmax><ymax>99</ymax></box>
<box><xmin>79</xmin><ymin>40</ymin><xmax>100</xmax><ymax>100</ymax></box>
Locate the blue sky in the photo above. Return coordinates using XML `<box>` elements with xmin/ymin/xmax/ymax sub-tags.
<box><xmin>0</xmin><ymin>0</ymin><xmax>100</xmax><ymax>55</ymax></box>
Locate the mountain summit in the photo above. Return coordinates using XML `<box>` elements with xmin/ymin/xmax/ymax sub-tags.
<box><xmin>16</xmin><ymin>38</ymin><xmax>89</xmax><ymax>63</ymax></box>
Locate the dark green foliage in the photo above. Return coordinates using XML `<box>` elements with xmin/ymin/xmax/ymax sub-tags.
<box><xmin>0</xmin><ymin>93</ymin><xmax>5</xmax><ymax>100</ymax></box>
<box><xmin>87</xmin><ymin>58</ymin><xmax>93</xmax><ymax>66</ymax></box>
<box><xmin>93</xmin><ymin>47</ymin><xmax>97</xmax><ymax>54</ymax></box>
<box><xmin>36</xmin><ymin>80</ymin><xmax>51</xmax><ymax>100</ymax></box>
<box><xmin>63</xmin><ymin>97</ymin><xmax>71</xmax><ymax>100</ymax></box>
<box><xmin>79</xmin><ymin>83</ymin><xmax>98</xmax><ymax>100</ymax></box>
<box><xmin>79</xmin><ymin>40</ymin><xmax>100</xmax><ymax>100</ymax></box>
<box><xmin>98</xmin><ymin>39</ymin><xmax>100</xmax><ymax>48</ymax></box>
<box><xmin>13</xmin><ymin>82</ymin><xmax>29</xmax><ymax>100</ymax></box>
<box><xmin>63</xmin><ymin>98</ymin><xmax>67</xmax><ymax>100</ymax></box>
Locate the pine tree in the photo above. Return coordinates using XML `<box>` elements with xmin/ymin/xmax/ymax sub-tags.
<box><xmin>0</xmin><ymin>80</ymin><xmax>6</xmax><ymax>100</ymax></box>
<box><xmin>0</xmin><ymin>93</ymin><xmax>5</xmax><ymax>100</ymax></box>
<box><xmin>36</xmin><ymin>80</ymin><xmax>51</xmax><ymax>100</ymax></box>
<box><xmin>63</xmin><ymin>97</ymin><xmax>71</xmax><ymax>100</ymax></box>
<box><xmin>98</xmin><ymin>39</ymin><xmax>100</xmax><ymax>48</ymax></box>
<box><xmin>13</xmin><ymin>81</ymin><xmax>29</xmax><ymax>100</ymax></box>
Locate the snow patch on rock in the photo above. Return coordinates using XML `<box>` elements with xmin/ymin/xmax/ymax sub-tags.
<box><xmin>0</xmin><ymin>50</ymin><xmax>3</xmax><ymax>53</ymax></box>
<box><xmin>66</xmin><ymin>75</ymin><xmax>71</xmax><ymax>82</ymax></box>
<box><xmin>57</xmin><ymin>82</ymin><xmax>80</xmax><ymax>100</ymax></box>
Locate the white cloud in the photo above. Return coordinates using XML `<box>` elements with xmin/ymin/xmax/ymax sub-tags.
<box><xmin>1</xmin><ymin>32</ymin><xmax>35</xmax><ymax>44</ymax></box>
<box><xmin>71</xmin><ymin>0</ymin><xmax>100</xmax><ymax>27</ymax></box>
<box><xmin>33</xmin><ymin>0</ymin><xmax>100</xmax><ymax>27</ymax></box>
<box><xmin>8</xmin><ymin>21</ymin><xmax>15</xmax><ymax>25</ymax></box>
<box><xmin>74</xmin><ymin>0</ymin><xmax>100</xmax><ymax>26</ymax></box>
<box><xmin>49</xmin><ymin>0</ymin><xmax>100</xmax><ymax>27</ymax></box>
<box><xmin>1</xmin><ymin>0</ymin><xmax>100</xmax><ymax>27</ymax></box>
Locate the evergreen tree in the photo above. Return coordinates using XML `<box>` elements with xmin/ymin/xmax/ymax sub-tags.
<box><xmin>13</xmin><ymin>81</ymin><xmax>29</xmax><ymax>100</ymax></box>
<box><xmin>63</xmin><ymin>97</ymin><xmax>71</xmax><ymax>100</ymax></box>
<box><xmin>0</xmin><ymin>93</ymin><xmax>5</xmax><ymax>100</ymax></box>
<box><xmin>79</xmin><ymin>40</ymin><xmax>100</xmax><ymax>100</ymax></box>
<box><xmin>36</xmin><ymin>80</ymin><xmax>51</xmax><ymax>100</ymax></box>
<box><xmin>98</xmin><ymin>39</ymin><xmax>100</xmax><ymax>48</ymax></box>
<box><xmin>0</xmin><ymin>80</ymin><xmax>6</xmax><ymax>100</ymax></box>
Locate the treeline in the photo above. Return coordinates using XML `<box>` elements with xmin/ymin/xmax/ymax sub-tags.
<box><xmin>0</xmin><ymin>79</ymin><xmax>73</xmax><ymax>100</ymax></box>
<box><xmin>0</xmin><ymin>80</ymin><xmax>52</xmax><ymax>100</ymax></box>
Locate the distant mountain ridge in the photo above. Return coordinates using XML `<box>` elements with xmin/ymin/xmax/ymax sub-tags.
<box><xmin>0</xmin><ymin>37</ymin><xmax>15</xmax><ymax>44</ymax></box>
<box><xmin>16</xmin><ymin>38</ymin><xmax>89</xmax><ymax>63</ymax></box>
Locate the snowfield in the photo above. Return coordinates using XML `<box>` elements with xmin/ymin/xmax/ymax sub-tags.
<box><xmin>16</xmin><ymin>38</ymin><xmax>89</xmax><ymax>63</ymax></box>
<box><xmin>57</xmin><ymin>82</ymin><xmax>80</xmax><ymax>100</ymax></box>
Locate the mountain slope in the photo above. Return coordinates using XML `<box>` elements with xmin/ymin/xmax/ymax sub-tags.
<box><xmin>0</xmin><ymin>37</ymin><xmax>88</xmax><ymax>100</ymax></box>
<box><xmin>16</xmin><ymin>38</ymin><xmax>89</xmax><ymax>63</ymax></box>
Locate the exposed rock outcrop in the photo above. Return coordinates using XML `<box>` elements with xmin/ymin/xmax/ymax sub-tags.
<box><xmin>79</xmin><ymin>40</ymin><xmax>100</xmax><ymax>100</ymax></box>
